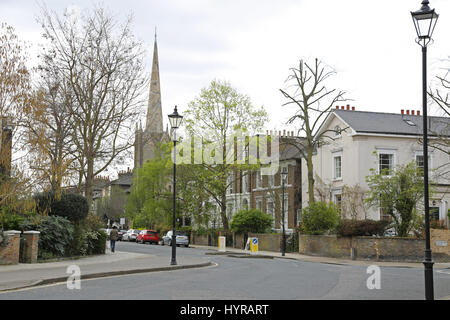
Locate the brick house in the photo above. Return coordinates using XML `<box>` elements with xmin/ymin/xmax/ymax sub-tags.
<box><xmin>221</xmin><ymin>132</ymin><xmax>304</xmax><ymax>233</ymax></box>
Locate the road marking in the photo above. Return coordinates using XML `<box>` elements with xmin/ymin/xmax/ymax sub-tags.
<box><xmin>437</xmin><ymin>269</ymin><xmax>450</xmax><ymax>275</ymax></box>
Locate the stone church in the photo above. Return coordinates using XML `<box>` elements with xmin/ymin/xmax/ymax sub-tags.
<box><xmin>134</xmin><ymin>35</ymin><xmax>169</xmax><ymax>169</ymax></box>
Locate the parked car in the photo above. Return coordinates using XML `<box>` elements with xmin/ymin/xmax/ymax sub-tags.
<box><xmin>136</xmin><ymin>230</ymin><xmax>160</xmax><ymax>244</ymax></box>
<box><xmin>161</xmin><ymin>230</ymin><xmax>189</xmax><ymax>247</ymax></box>
<box><xmin>117</xmin><ymin>230</ymin><xmax>127</xmax><ymax>241</ymax></box>
<box><xmin>123</xmin><ymin>229</ymin><xmax>140</xmax><ymax>242</ymax></box>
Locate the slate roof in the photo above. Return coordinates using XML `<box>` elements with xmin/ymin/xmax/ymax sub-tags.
<box><xmin>279</xmin><ymin>136</ymin><xmax>305</xmax><ymax>160</ymax></box>
<box><xmin>334</xmin><ymin>109</ymin><xmax>450</xmax><ymax>137</ymax></box>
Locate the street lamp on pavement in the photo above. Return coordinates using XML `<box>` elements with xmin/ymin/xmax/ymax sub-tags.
<box><xmin>168</xmin><ymin>105</ymin><xmax>183</xmax><ymax>266</ymax></box>
<box><xmin>411</xmin><ymin>0</ymin><xmax>439</xmax><ymax>300</ymax></box>
<box><xmin>280</xmin><ymin>167</ymin><xmax>288</xmax><ymax>256</ymax></box>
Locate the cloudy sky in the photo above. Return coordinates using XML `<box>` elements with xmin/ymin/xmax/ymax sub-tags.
<box><xmin>2</xmin><ymin>0</ymin><xmax>450</xmax><ymax>135</ymax></box>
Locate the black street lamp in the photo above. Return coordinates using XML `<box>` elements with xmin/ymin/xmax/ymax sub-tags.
<box><xmin>411</xmin><ymin>0</ymin><xmax>438</xmax><ymax>300</ymax></box>
<box><xmin>168</xmin><ymin>105</ymin><xmax>183</xmax><ymax>266</ymax></box>
<box><xmin>280</xmin><ymin>167</ymin><xmax>288</xmax><ymax>256</ymax></box>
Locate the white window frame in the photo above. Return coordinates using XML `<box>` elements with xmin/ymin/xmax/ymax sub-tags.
<box><xmin>266</xmin><ymin>198</ymin><xmax>275</xmax><ymax>227</ymax></box>
<box><xmin>256</xmin><ymin>197</ymin><xmax>263</xmax><ymax>211</ymax></box>
<box><xmin>415</xmin><ymin>151</ymin><xmax>433</xmax><ymax>176</ymax></box>
<box><xmin>332</xmin><ymin>152</ymin><xmax>342</xmax><ymax>181</ymax></box>
<box><xmin>331</xmin><ymin>189</ymin><xmax>342</xmax><ymax>211</ymax></box>
<box><xmin>256</xmin><ymin>170</ymin><xmax>263</xmax><ymax>189</ymax></box>
<box><xmin>377</xmin><ymin>149</ymin><xmax>396</xmax><ymax>176</ymax></box>
<box><xmin>242</xmin><ymin>172</ymin><xmax>248</xmax><ymax>193</ymax></box>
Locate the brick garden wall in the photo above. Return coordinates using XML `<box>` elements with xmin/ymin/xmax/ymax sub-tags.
<box><xmin>0</xmin><ymin>231</ymin><xmax>21</xmax><ymax>265</ymax></box>
<box><xmin>299</xmin><ymin>230</ymin><xmax>450</xmax><ymax>262</ymax></box>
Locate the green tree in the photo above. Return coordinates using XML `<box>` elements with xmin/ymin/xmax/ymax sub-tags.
<box><xmin>125</xmin><ymin>143</ymin><xmax>172</xmax><ymax>229</ymax></box>
<box><xmin>230</xmin><ymin>209</ymin><xmax>273</xmax><ymax>234</ymax></box>
<box><xmin>365</xmin><ymin>162</ymin><xmax>427</xmax><ymax>237</ymax></box>
<box><xmin>300</xmin><ymin>201</ymin><xmax>340</xmax><ymax>235</ymax></box>
<box><xmin>184</xmin><ymin>79</ymin><xmax>268</xmax><ymax>231</ymax></box>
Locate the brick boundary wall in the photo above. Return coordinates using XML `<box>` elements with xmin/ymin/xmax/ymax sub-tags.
<box><xmin>299</xmin><ymin>229</ymin><xmax>450</xmax><ymax>262</ymax></box>
<box><xmin>0</xmin><ymin>230</ymin><xmax>21</xmax><ymax>265</ymax></box>
<box><xmin>21</xmin><ymin>231</ymin><xmax>40</xmax><ymax>263</ymax></box>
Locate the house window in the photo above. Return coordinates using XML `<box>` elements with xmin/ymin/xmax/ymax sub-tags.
<box><xmin>242</xmin><ymin>198</ymin><xmax>249</xmax><ymax>210</ymax></box>
<box><xmin>256</xmin><ymin>171</ymin><xmax>262</xmax><ymax>189</ymax></box>
<box><xmin>333</xmin><ymin>154</ymin><xmax>342</xmax><ymax>180</ymax></box>
<box><xmin>256</xmin><ymin>198</ymin><xmax>263</xmax><ymax>211</ymax></box>
<box><xmin>267</xmin><ymin>200</ymin><xmax>275</xmax><ymax>227</ymax></box>
<box><xmin>268</xmin><ymin>174</ymin><xmax>274</xmax><ymax>188</ymax></box>
<box><xmin>242</xmin><ymin>172</ymin><xmax>248</xmax><ymax>193</ymax></box>
<box><xmin>378</xmin><ymin>151</ymin><xmax>395</xmax><ymax>175</ymax></box>
<box><xmin>227</xmin><ymin>174</ymin><xmax>234</xmax><ymax>194</ymax></box>
<box><xmin>281</xmin><ymin>195</ymin><xmax>288</xmax><ymax>229</ymax></box>
<box><xmin>379</xmin><ymin>207</ymin><xmax>392</xmax><ymax>222</ymax></box>
<box><xmin>415</xmin><ymin>152</ymin><xmax>431</xmax><ymax>176</ymax></box>
<box><xmin>333</xmin><ymin>192</ymin><xmax>342</xmax><ymax>212</ymax></box>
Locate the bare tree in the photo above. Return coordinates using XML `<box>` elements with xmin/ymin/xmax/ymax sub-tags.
<box><xmin>280</xmin><ymin>58</ymin><xmax>348</xmax><ymax>204</ymax></box>
<box><xmin>38</xmin><ymin>5</ymin><xmax>148</xmax><ymax>208</ymax></box>
<box><xmin>23</xmin><ymin>58</ymin><xmax>76</xmax><ymax>195</ymax></box>
<box><xmin>0</xmin><ymin>22</ymin><xmax>36</xmax><ymax>212</ymax></box>
<box><xmin>428</xmin><ymin>57</ymin><xmax>450</xmax><ymax>180</ymax></box>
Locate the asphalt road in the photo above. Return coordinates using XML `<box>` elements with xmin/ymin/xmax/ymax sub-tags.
<box><xmin>1</xmin><ymin>241</ymin><xmax>449</xmax><ymax>300</ymax></box>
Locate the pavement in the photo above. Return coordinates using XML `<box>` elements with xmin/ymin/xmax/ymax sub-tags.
<box><xmin>0</xmin><ymin>250</ymin><xmax>212</xmax><ymax>292</ymax></box>
<box><xmin>1</xmin><ymin>244</ymin><xmax>449</xmax><ymax>294</ymax></box>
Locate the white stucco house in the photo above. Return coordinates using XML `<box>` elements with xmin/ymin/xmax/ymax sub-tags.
<box><xmin>302</xmin><ymin>106</ymin><xmax>450</xmax><ymax>224</ymax></box>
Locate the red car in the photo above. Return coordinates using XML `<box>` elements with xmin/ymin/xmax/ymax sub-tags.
<box><xmin>137</xmin><ymin>230</ymin><xmax>159</xmax><ymax>244</ymax></box>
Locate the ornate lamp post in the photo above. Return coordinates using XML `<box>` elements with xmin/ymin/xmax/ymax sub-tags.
<box><xmin>280</xmin><ymin>167</ymin><xmax>288</xmax><ymax>256</ymax></box>
<box><xmin>411</xmin><ymin>0</ymin><xmax>439</xmax><ymax>300</ymax></box>
<box><xmin>168</xmin><ymin>106</ymin><xmax>183</xmax><ymax>266</ymax></box>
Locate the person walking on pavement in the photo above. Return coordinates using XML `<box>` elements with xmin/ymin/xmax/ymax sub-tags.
<box><xmin>110</xmin><ymin>226</ymin><xmax>119</xmax><ymax>253</ymax></box>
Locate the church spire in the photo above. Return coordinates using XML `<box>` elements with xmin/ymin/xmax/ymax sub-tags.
<box><xmin>146</xmin><ymin>29</ymin><xmax>163</xmax><ymax>132</ymax></box>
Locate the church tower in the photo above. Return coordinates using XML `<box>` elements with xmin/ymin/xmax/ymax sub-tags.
<box><xmin>134</xmin><ymin>32</ymin><xmax>169</xmax><ymax>169</ymax></box>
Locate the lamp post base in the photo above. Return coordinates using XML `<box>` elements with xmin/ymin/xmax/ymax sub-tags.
<box><xmin>423</xmin><ymin>249</ymin><xmax>434</xmax><ymax>300</ymax></box>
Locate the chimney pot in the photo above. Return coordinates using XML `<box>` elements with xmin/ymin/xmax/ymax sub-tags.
<box><xmin>346</xmin><ymin>104</ymin><xmax>350</xmax><ymax>110</ymax></box>
<box><xmin>283</xmin><ymin>129</ymin><xmax>286</xmax><ymax>136</ymax></box>
<box><xmin>411</xmin><ymin>110</ymin><xmax>415</xmax><ymax>115</ymax></box>
<box><xmin>351</xmin><ymin>106</ymin><xmax>355</xmax><ymax>111</ymax></box>
<box><xmin>417</xmin><ymin>110</ymin><xmax>420</xmax><ymax>116</ymax></box>
<box><xmin>401</xmin><ymin>109</ymin><xmax>404</xmax><ymax>115</ymax></box>
<box><xmin>336</xmin><ymin>106</ymin><xmax>339</xmax><ymax>109</ymax></box>
<box><xmin>406</xmin><ymin>110</ymin><xmax>410</xmax><ymax>115</ymax></box>
<box><xmin>341</xmin><ymin>106</ymin><xmax>344</xmax><ymax>110</ymax></box>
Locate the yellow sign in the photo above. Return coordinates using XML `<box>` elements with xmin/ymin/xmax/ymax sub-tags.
<box><xmin>218</xmin><ymin>236</ymin><xmax>226</xmax><ymax>252</ymax></box>
<box><xmin>250</xmin><ymin>237</ymin><xmax>258</xmax><ymax>254</ymax></box>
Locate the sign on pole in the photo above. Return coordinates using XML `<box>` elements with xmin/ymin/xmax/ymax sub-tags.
<box><xmin>250</xmin><ymin>237</ymin><xmax>258</xmax><ymax>255</ymax></box>
<box><xmin>120</xmin><ymin>218</ymin><xmax>125</xmax><ymax>226</ymax></box>
<box><xmin>218</xmin><ymin>236</ymin><xmax>226</xmax><ymax>252</ymax></box>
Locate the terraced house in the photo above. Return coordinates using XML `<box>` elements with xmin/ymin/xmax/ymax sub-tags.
<box><xmin>221</xmin><ymin>132</ymin><xmax>304</xmax><ymax>234</ymax></box>
<box><xmin>304</xmin><ymin>106</ymin><xmax>450</xmax><ymax>225</ymax></box>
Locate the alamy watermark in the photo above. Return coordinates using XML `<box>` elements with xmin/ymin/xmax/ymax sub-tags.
<box><xmin>66</xmin><ymin>265</ymin><xmax>81</xmax><ymax>290</ymax></box>
<box><xmin>366</xmin><ymin>265</ymin><xmax>381</xmax><ymax>290</ymax></box>
<box><xmin>172</xmin><ymin>130</ymin><xmax>280</xmax><ymax>175</ymax></box>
